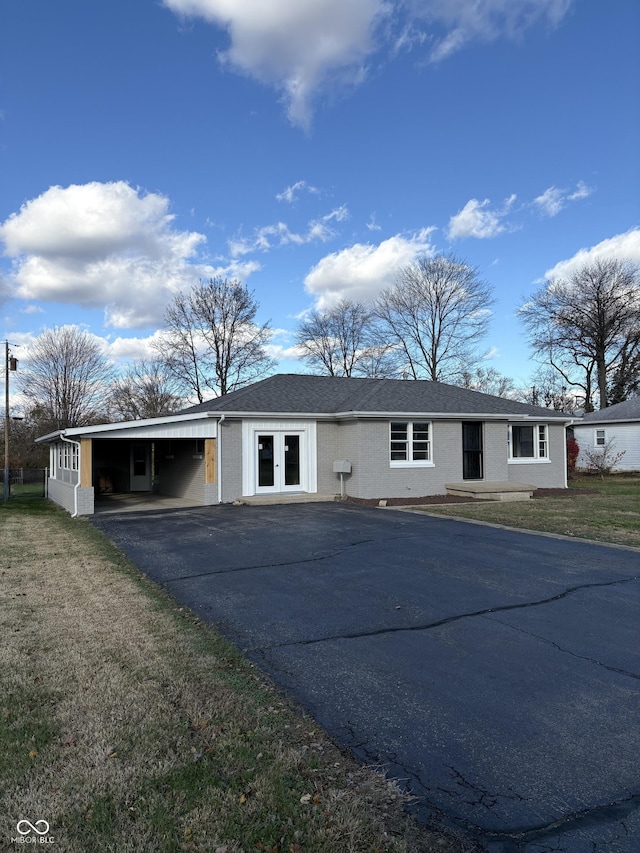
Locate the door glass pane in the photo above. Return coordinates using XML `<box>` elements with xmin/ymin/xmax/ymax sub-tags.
<box><xmin>284</xmin><ymin>435</ymin><xmax>300</xmax><ymax>486</ymax></box>
<box><xmin>133</xmin><ymin>445</ymin><xmax>147</xmax><ymax>476</ymax></box>
<box><xmin>462</xmin><ymin>423</ymin><xmax>483</xmax><ymax>480</ymax></box>
<box><xmin>258</xmin><ymin>435</ymin><xmax>274</xmax><ymax>487</ymax></box>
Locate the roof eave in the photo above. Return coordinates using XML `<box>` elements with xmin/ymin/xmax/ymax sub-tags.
<box><xmin>35</xmin><ymin>411</ymin><xmax>222</xmax><ymax>443</ymax></box>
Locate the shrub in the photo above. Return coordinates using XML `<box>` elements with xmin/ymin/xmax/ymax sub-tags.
<box><xmin>567</xmin><ymin>435</ymin><xmax>580</xmax><ymax>474</ymax></box>
<box><xmin>583</xmin><ymin>437</ymin><xmax>626</xmax><ymax>479</ymax></box>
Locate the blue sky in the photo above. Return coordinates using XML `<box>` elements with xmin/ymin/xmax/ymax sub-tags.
<box><xmin>1</xmin><ymin>0</ymin><xmax>639</xmax><ymax>399</ymax></box>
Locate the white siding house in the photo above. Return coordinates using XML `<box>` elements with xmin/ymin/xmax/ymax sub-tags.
<box><xmin>574</xmin><ymin>397</ymin><xmax>640</xmax><ymax>472</ymax></box>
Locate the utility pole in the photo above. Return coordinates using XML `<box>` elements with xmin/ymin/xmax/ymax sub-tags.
<box><xmin>3</xmin><ymin>341</ymin><xmax>18</xmax><ymax>503</ymax></box>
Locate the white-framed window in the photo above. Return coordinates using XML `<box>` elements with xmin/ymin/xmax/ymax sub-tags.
<box><xmin>57</xmin><ymin>441</ymin><xmax>78</xmax><ymax>471</ymax></box>
<box><xmin>595</xmin><ymin>428</ymin><xmax>606</xmax><ymax>446</ymax></box>
<box><xmin>390</xmin><ymin>421</ymin><xmax>433</xmax><ymax>466</ymax></box>
<box><xmin>509</xmin><ymin>424</ymin><xmax>549</xmax><ymax>462</ymax></box>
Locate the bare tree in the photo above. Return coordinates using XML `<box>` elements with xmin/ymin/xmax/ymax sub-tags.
<box><xmin>459</xmin><ymin>366</ymin><xmax>516</xmax><ymax>399</ymax></box>
<box><xmin>109</xmin><ymin>358</ymin><xmax>185</xmax><ymax>421</ymax></box>
<box><xmin>374</xmin><ymin>254</ymin><xmax>495</xmax><ymax>382</ymax></box>
<box><xmin>159</xmin><ymin>277</ymin><xmax>276</xmax><ymax>400</ymax></box>
<box><xmin>0</xmin><ymin>410</ymin><xmax>49</xmax><ymax>468</ymax></box>
<box><xmin>520</xmin><ymin>367</ymin><xmax>578</xmax><ymax>413</ymax></box>
<box><xmin>18</xmin><ymin>326</ymin><xmax>113</xmax><ymax>432</ymax></box>
<box><xmin>519</xmin><ymin>258</ymin><xmax>640</xmax><ymax>411</ymax></box>
<box><xmin>295</xmin><ymin>299</ymin><xmax>398</xmax><ymax>377</ymax></box>
<box><xmin>608</xmin><ymin>339</ymin><xmax>640</xmax><ymax>405</ymax></box>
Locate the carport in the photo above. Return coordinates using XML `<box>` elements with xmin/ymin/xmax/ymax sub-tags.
<box><xmin>36</xmin><ymin>412</ymin><xmax>220</xmax><ymax>516</ymax></box>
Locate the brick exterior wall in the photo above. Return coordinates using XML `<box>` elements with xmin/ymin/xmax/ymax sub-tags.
<box><xmin>220</xmin><ymin>419</ymin><xmax>242</xmax><ymax>503</ymax></box>
<box><xmin>48</xmin><ymin>479</ymin><xmax>94</xmax><ymax>515</ymax></box>
<box><xmin>158</xmin><ymin>441</ymin><xmax>205</xmax><ymax>502</ymax></box>
<box><xmin>316</xmin><ymin>421</ymin><xmax>342</xmax><ymax>495</ymax></box>
<box><xmin>316</xmin><ymin>418</ymin><xmax>566</xmax><ymax>499</ymax></box>
<box><xmin>507</xmin><ymin>422</ymin><xmax>567</xmax><ymax>487</ymax></box>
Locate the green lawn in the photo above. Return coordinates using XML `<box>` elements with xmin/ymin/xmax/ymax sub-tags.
<box><xmin>412</xmin><ymin>474</ymin><xmax>640</xmax><ymax>548</ymax></box>
<box><xmin>0</xmin><ymin>499</ymin><xmax>466</xmax><ymax>853</ymax></box>
<box><xmin>8</xmin><ymin>482</ymin><xmax>45</xmax><ymax>498</ymax></box>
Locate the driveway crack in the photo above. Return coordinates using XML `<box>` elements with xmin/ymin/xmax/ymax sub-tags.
<box><xmin>162</xmin><ymin>532</ymin><xmax>431</xmax><ymax>583</ymax></box>
<box><xmin>485</xmin><ymin>615</ymin><xmax>640</xmax><ymax>681</ymax></box>
<box><xmin>246</xmin><ymin>574</ymin><xmax>639</xmax><ymax>652</ymax></box>
<box><xmin>479</xmin><ymin>789</ymin><xmax>640</xmax><ymax>849</ymax></box>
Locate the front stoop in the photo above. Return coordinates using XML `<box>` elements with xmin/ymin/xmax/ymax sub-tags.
<box><xmin>445</xmin><ymin>481</ymin><xmax>536</xmax><ymax>502</ymax></box>
<box><xmin>238</xmin><ymin>493</ymin><xmax>340</xmax><ymax>506</ymax></box>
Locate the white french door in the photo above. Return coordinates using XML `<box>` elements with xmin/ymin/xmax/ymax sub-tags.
<box><xmin>256</xmin><ymin>432</ymin><xmax>303</xmax><ymax>493</ymax></box>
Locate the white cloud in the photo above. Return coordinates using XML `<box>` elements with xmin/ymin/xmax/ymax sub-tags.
<box><xmin>229</xmin><ymin>206</ymin><xmax>349</xmax><ymax>257</ymax></box>
<box><xmin>421</xmin><ymin>0</ymin><xmax>573</xmax><ymax>63</ymax></box>
<box><xmin>106</xmin><ymin>330</ymin><xmax>170</xmax><ymax>362</ymax></box>
<box><xmin>163</xmin><ymin>0</ymin><xmax>388</xmax><ymax>129</ymax></box>
<box><xmin>532</xmin><ymin>186</ymin><xmax>564</xmax><ymax>218</ymax></box>
<box><xmin>264</xmin><ymin>332</ymin><xmax>304</xmax><ymax>363</ymax></box>
<box><xmin>533</xmin><ymin>180</ymin><xmax>593</xmax><ymax>217</ymax></box>
<box><xmin>163</xmin><ymin>0</ymin><xmax>573</xmax><ymax>126</ymax></box>
<box><xmin>568</xmin><ymin>180</ymin><xmax>592</xmax><ymax>201</ymax></box>
<box><xmin>543</xmin><ymin>228</ymin><xmax>640</xmax><ymax>281</ymax></box>
<box><xmin>0</xmin><ymin>181</ymin><xmax>237</xmax><ymax>329</ymax></box>
<box><xmin>15</xmin><ymin>325</ymin><xmax>114</xmax><ymax>365</ymax></box>
<box><xmin>276</xmin><ymin>180</ymin><xmax>320</xmax><ymax>203</ymax></box>
<box><xmin>304</xmin><ymin>227</ymin><xmax>436</xmax><ymax>309</ymax></box>
<box><xmin>447</xmin><ymin>195</ymin><xmax>516</xmax><ymax>240</ymax></box>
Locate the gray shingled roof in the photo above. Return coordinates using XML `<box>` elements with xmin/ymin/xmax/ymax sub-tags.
<box><xmin>580</xmin><ymin>397</ymin><xmax>640</xmax><ymax>424</ymax></box>
<box><xmin>180</xmin><ymin>374</ymin><xmax>571</xmax><ymax>419</ymax></box>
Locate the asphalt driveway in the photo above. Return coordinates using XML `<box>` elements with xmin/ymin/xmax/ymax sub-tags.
<box><xmin>91</xmin><ymin>503</ymin><xmax>640</xmax><ymax>852</ymax></box>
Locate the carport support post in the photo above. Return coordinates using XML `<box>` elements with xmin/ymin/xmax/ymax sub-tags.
<box><xmin>80</xmin><ymin>438</ymin><xmax>92</xmax><ymax>487</ymax></box>
<box><xmin>205</xmin><ymin>438</ymin><xmax>216</xmax><ymax>485</ymax></box>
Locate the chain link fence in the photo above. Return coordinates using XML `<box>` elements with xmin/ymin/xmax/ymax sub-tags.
<box><xmin>5</xmin><ymin>468</ymin><xmax>48</xmax><ymax>499</ymax></box>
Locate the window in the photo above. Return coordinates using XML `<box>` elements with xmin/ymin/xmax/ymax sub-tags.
<box><xmin>57</xmin><ymin>441</ymin><xmax>78</xmax><ymax>470</ymax></box>
<box><xmin>509</xmin><ymin>424</ymin><xmax>549</xmax><ymax>461</ymax></box>
<box><xmin>390</xmin><ymin>422</ymin><xmax>432</xmax><ymax>465</ymax></box>
<box><xmin>595</xmin><ymin>429</ymin><xmax>606</xmax><ymax>446</ymax></box>
<box><xmin>538</xmin><ymin>424</ymin><xmax>548</xmax><ymax>458</ymax></box>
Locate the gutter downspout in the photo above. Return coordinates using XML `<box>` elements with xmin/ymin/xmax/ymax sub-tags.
<box><xmin>216</xmin><ymin>414</ymin><xmax>225</xmax><ymax>505</ymax></box>
<box><xmin>60</xmin><ymin>432</ymin><xmax>81</xmax><ymax>517</ymax></box>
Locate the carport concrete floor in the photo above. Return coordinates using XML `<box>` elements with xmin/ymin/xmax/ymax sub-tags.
<box><xmin>90</xmin><ymin>503</ymin><xmax>640</xmax><ymax>853</ymax></box>
<box><xmin>94</xmin><ymin>493</ymin><xmax>202</xmax><ymax>514</ymax></box>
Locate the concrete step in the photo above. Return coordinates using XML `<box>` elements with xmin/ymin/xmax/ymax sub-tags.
<box><xmin>445</xmin><ymin>481</ymin><xmax>536</xmax><ymax>502</ymax></box>
<box><xmin>237</xmin><ymin>493</ymin><xmax>340</xmax><ymax>506</ymax></box>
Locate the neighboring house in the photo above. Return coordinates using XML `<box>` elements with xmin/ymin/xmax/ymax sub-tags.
<box><xmin>36</xmin><ymin>373</ymin><xmax>572</xmax><ymax>516</ymax></box>
<box><xmin>573</xmin><ymin>397</ymin><xmax>640</xmax><ymax>472</ymax></box>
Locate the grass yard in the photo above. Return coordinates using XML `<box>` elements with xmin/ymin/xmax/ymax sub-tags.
<box><xmin>8</xmin><ymin>482</ymin><xmax>45</xmax><ymax>498</ymax></box>
<box><xmin>412</xmin><ymin>474</ymin><xmax>640</xmax><ymax>549</ymax></box>
<box><xmin>0</xmin><ymin>498</ymin><xmax>465</xmax><ymax>853</ymax></box>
